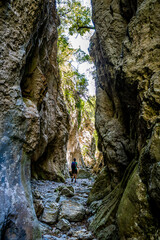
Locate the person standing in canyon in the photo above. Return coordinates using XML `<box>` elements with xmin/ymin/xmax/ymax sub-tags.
<box><xmin>71</xmin><ymin>158</ymin><xmax>78</xmax><ymax>183</ymax></box>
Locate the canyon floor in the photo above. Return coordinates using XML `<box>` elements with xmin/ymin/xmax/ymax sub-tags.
<box><xmin>31</xmin><ymin>176</ymin><xmax>97</xmax><ymax>240</ymax></box>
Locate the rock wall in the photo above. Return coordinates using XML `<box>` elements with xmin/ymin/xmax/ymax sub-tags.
<box><xmin>67</xmin><ymin>114</ymin><xmax>96</xmax><ymax>168</ymax></box>
<box><xmin>89</xmin><ymin>0</ymin><xmax>160</xmax><ymax>239</ymax></box>
<box><xmin>66</xmin><ymin>106</ymin><xmax>102</xmax><ymax>175</ymax></box>
<box><xmin>0</xmin><ymin>0</ymin><xmax>69</xmax><ymax>239</ymax></box>
<box><xmin>67</xmin><ymin>113</ymin><xmax>84</xmax><ymax>169</ymax></box>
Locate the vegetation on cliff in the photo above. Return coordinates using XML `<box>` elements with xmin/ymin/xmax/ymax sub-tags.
<box><xmin>57</xmin><ymin>0</ymin><xmax>100</xmax><ymax>169</ymax></box>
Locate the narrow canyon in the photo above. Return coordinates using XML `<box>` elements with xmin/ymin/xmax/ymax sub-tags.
<box><xmin>0</xmin><ymin>0</ymin><xmax>160</xmax><ymax>240</ymax></box>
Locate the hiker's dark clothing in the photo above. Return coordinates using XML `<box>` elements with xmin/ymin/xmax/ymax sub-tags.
<box><xmin>71</xmin><ymin>161</ymin><xmax>77</xmax><ymax>174</ymax></box>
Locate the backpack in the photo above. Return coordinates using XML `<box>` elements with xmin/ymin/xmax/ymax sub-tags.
<box><xmin>71</xmin><ymin>161</ymin><xmax>77</xmax><ymax>170</ymax></box>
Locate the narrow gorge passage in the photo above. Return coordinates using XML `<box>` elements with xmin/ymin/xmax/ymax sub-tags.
<box><xmin>0</xmin><ymin>0</ymin><xmax>160</xmax><ymax>239</ymax></box>
<box><xmin>32</xmin><ymin>177</ymin><xmax>97</xmax><ymax>240</ymax></box>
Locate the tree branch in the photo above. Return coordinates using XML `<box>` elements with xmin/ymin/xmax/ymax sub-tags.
<box><xmin>77</xmin><ymin>26</ymin><xmax>95</xmax><ymax>31</ymax></box>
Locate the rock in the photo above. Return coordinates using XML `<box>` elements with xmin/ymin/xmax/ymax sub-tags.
<box><xmin>33</xmin><ymin>190</ymin><xmax>43</xmax><ymax>200</ymax></box>
<box><xmin>67</xmin><ymin>110</ymin><xmax>98</xmax><ymax>174</ymax></box>
<box><xmin>117</xmin><ymin>166</ymin><xmax>156</xmax><ymax>239</ymax></box>
<box><xmin>59</xmin><ymin>200</ymin><xmax>86</xmax><ymax>222</ymax></box>
<box><xmin>89</xmin><ymin>200</ymin><xmax>102</xmax><ymax>214</ymax></box>
<box><xmin>40</xmin><ymin>201</ymin><xmax>59</xmax><ymax>224</ymax></box>
<box><xmin>39</xmin><ymin>222</ymin><xmax>53</xmax><ymax>236</ymax></box>
<box><xmin>149</xmin><ymin>162</ymin><xmax>160</xmax><ymax>210</ymax></box>
<box><xmin>81</xmin><ymin>182</ymin><xmax>89</xmax><ymax>186</ymax></box>
<box><xmin>87</xmin><ymin>167</ymin><xmax>111</xmax><ymax>204</ymax></box>
<box><xmin>66</xmin><ymin>185</ymin><xmax>74</xmax><ymax>193</ymax></box>
<box><xmin>72</xmin><ymin>229</ymin><xmax>93</xmax><ymax>240</ymax></box>
<box><xmin>0</xmin><ymin>0</ymin><xmax>69</xmax><ymax>237</ymax></box>
<box><xmin>60</xmin><ymin>187</ymin><xmax>74</xmax><ymax>197</ymax></box>
<box><xmin>89</xmin><ymin>0</ymin><xmax>160</xmax><ymax>237</ymax></box>
<box><xmin>96</xmin><ymin>225</ymin><xmax>118</xmax><ymax>240</ymax></box>
<box><xmin>55</xmin><ymin>185</ymin><xmax>74</xmax><ymax>194</ymax></box>
<box><xmin>77</xmin><ymin>232</ymin><xmax>93</xmax><ymax>240</ymax></box>
<box><xmin>67</xmin><ymin>229</ymin><xmax>74</xmax><ymax>236</ymax></box>
<box><xmin>69</xmin><ymin>196</ymin><xmax>87</xmax><ymax>205</ymax></box>
<box><xmin>33</xmin><ymin>199</ymin><xmax>44</xmax><ymax>218</ymax></box>
<box><xmin>42</xmin><ymin>236</ymin><xmax>61</xmax><ymax>240</ymax></box>
<box><xmin>55</xmin><ymin>185</ymin><xmax>64</xmax><ymax>192</ymax></box>
<box><xmin>85</xmin><ymin>208</ymin><xmax>90</xmax><ymax>215</ymax></box>
<box><xmin>56</xmin><ymin>218</ymin><xmax>71</xmax><ymax>231</ymax></box>
<box><xmin>53</xmin><ymin>228</ymin><xmax>60</xmax><ymax>235</ymax></box>
<box><xmin>78</xmin><ymin>169</ymin><xmax>92</xmax><ymax>179</ymax></box>
<box><xmin>87</xmin><ymin>216</ymin><xmax>95</xmax><ymax>225</ymax></box>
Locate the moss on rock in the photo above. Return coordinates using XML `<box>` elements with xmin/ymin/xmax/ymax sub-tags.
<box><xmin>87</xmin><ymin>167</ymin><xmax>111</xmax><ymax>205</ymax></box>
<box><xmin>89</xmin><ymin>160</ymin><xmax>137</xmax><ymax>239</ymax></box>
<box><xmin>117</xmin><ymin>165</ymin><xmax>156</xmax><ymax>239</ymax></box>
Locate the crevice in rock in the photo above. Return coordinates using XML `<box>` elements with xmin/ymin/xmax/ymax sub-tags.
<box><xmin>120</xmin><ymin>0</ymin><xmax>137</xmax><ymax>22</ymax></box>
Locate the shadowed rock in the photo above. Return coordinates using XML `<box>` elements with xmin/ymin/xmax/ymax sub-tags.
<box><xmin>89</xmin><ymin>0</ymin><xmax>160</xmax><ymax>238</ymax></box>
<box><xmin>0</xmin><ymin>0</ymin><xmax>69</xmax><ymax>238</ymax></box>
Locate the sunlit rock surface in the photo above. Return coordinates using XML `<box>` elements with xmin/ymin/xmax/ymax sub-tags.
<box><xmin>90</xmin><ymin>0</ymin><xmax>160</xmax><ymax>238</ymax></box>
<box><xmin>0</xmin><ymin>0</ymin><xmax>68</xmax><ymax>238</ymax></box>
<box><xmin>31</xmin><ymin>178</ymin><xmax>97</xmax><ymax>239</ymax></box>
<box><xmin>67</xmin><ymin>110</ymin><xmax>102</xmax><ymax>174</ymax></box>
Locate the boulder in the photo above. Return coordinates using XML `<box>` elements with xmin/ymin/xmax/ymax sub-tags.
<box><xmin>33</xmin><ymin>199</ymin><xmax>44</xmax><ymax>217</ymax></box>
<box><xmin>78</xmin><ymin>169</ymin><xmax>91</xmax><ymax>179</ymax></box>
<box><xmin>56</xmin><ymin>218</ymin><xmax>71</xmax><ymax>231</ymax></box>
<box><xmin>66</xmin><ymin>185</ymin><xmax>74</xmax><ymax>193</ymax></box>
<box><xmin>43</xmin><ymin>235</ymin><xmax>61</xmax><ymax>240</ymax></box>
<box><xmin>60</xmin><ymin>187</ymin><xmax>74</xmax><ymax>197</ymax></box>
<box><xmin>59</xmin><ymin>200</ymin><xmax>86</xmax><ymax>222</ymax></box>
<box><xmin>40</xmin><ymin>201</ymin><xmax>59</xmax><ymax>224</ymax></box>
<box><xmin>77</xmin><ymin>232</ymin><xmax>93</xmax><ymax>240</ymax></box>
<box><xmin>55</xmin><ymin>185</ymin><xmax>74</xmax><ymax>194</ymax></box>
<box><xmin>39</xmin><ymin>222</ymin><xmax>53</xmax><ymax>236</ymax></box>
<box><xmin>72</xmin><ymin>229</ymin><xmax>93</xmax><ymax>240</ymax></box>
<box><xmin>33</xmin><ymin>190</ymin><xmax>43</xmax><ymax>199</ymax></box>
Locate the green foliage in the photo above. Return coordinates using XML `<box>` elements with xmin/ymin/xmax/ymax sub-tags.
<box><xmin>75</xmin><ymin>98</ymin><xmax>85</xmax><ymax>128</ymax></box>
<box><xmin>57</xmin><ymin>0</ymin><xmax>93</xmax><ymax>36</ymax></box>
<box><xmin>57</xmin><ymin>0</ymin><xmax>96</xmax><ymax>129</ymax></box>
<box><xmin>74</xmin><ymin>48</ymin><xmax>92</xmax><ymax>64</ymax></box>
<box><xmin>81</xmin><ymin>144</ymin><xmax>89</xmax><ymax>156</ymax></box>
<box><xmin>93</xmin><ymin>129</ymin><xmax>98</xmax><ymax>148</ymax></box>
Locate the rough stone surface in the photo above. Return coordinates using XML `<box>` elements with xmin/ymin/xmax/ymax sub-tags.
<box><xmin>40</xmin><ymin>201</ymin><xmax>59</xmax><ymax>224</ymax></box>
<box><xmin>90</xmin><ymin>0</ymin><xmax>160</xmax><ymax>238</ymax></box>
<box><xmin>60</xmin><ymin>187</ymin><xmax>74</xmax><ymax>197</ymax></box>
<box><xmin>87</xmin><ymin>167</ymin><xmax>110</xmax><ymax>205</ymax></box>
<box><xmin>32</xmin><ymin>179</ymin><xmax>97</xmax><ymax>239</ymax></box>
<box><xmin>39</xmin><ymin>222</ymin><xmax>53</xmax><ymax>236</ymax></box>
<box><xmin>73</xmin><ymin>229</ymin><xmax>93</xmax><ymax>240</ymax></box>
<box><xmin>149</xmin><ymin>162</ymin><xmax>160</xmax><ymax>210</ymax></box>
<box><xmin>117</xmin><ymin>166</ymin><xmax>155</xmax><ymax>239</ymax></box>
<box><xmin>67</xmin><ymin>108</ymin><xmax>101</xmax><ymax>172</ymax></box>
<box><xmin>0</xmin><ymin>0</ymin><xmax>68</xmax><ymax>238</ymax></box>
<box><xmin>33</xmin><ymin>199</ymin><xmax>44</xmax><ymax>218</ymax></box>
<box><xmin>78</xmin><ymin>168</ymin><xmax>92</xmax><ymax>179</ymax></box>
<box><xmin>59</xmin><ymin>200</ymin><xmax>86</xmax><ymax>222</ymax></box>
<box><xmin>56</xmin><ymin>218</ymin><xmax>71</xmax><ymax>231</ymax></box>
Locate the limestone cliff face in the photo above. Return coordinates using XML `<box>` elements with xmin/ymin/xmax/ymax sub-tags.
<box><xmin>90</xmin><ymin>0</ymin><xmax>160</xmax><ymax>239</ymax></box>
<box><xmin>67</xmin><ymin>112</ymin><xmax>97</xmax><ymax>170</ymax></box>
<box><xmin>0</xmin><ymin>0</ymin><xmax>69</xmax><ymax>239</ymax></box>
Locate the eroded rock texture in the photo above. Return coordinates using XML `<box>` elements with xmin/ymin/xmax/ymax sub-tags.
<box><xmin>90</xmin><ymin>0</ymin><xmax>160</xmax><ymax>239</ymax></box>
<box><xmin>67</xmin><ymin>111</ymin><xmax>100</xmax><ymax>172</ymax></box>
<box><xmin>0</xmin><ymin>0</ymin><xmax>69</xmax><ymax>239</ymax></box>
